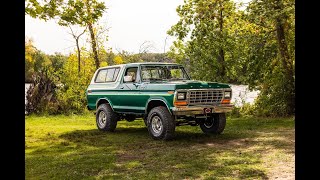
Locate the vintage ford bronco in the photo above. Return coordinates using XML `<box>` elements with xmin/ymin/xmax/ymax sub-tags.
<box><xmin>86</xmin><ymin>62</ymin><xmax>233</xmax><ymax>140</ymax></box>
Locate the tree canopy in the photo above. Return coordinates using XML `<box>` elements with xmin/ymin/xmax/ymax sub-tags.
<box><xmin>25</xmin><ymin>0</ymin><xmax>295</xmax><ymax>116</ymax></box>
<box><xmin>168</xmin><ymin>0</ymin><xmax>295</xmax><ymax>116</ymax></box>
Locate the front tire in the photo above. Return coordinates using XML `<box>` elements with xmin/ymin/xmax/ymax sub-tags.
<box><xmin>143</xmin><ymin>114</ymin><xmax>148</xmax><ymax>127</ymax></box>
<box><xmin>200</xmin><ymin>113</ymin><xmax>226</xmax><ymax>134</ymax></box>
<box><xmin>96</xmin><ymin>104</ymin><xmax>119</xmax><ymax>132</ymax></box>
<box><xmin>147</xmin><ymin>106</ymin><xmax>175</xmax><ymax>140</ymax></box>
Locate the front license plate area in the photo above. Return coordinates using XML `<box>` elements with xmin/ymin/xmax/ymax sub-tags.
<box><xmin>204</xmin><ymin>108</ymin><xmax>212</xmax><ymax>114</ymax></box>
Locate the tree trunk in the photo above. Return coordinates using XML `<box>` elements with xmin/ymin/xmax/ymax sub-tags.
<box><xmin>218</xmin><ymin>48</ymin><xmax>225</xmax><ymax>77</ymax></box>
<box><xmin>85</xmin><ymin>0</ymin><xmax>100</xmax><ymax>69</ymax></box>
<box><xmin>88</xmin><ymin>22</ymin><xmax>100</xmax><ymax>69</ymax></box>
<box><xmin>274</xmin><ymin>0</ymin><xmax>295</xmax><ymax>114</ymax></box>
<box><xmin>217</xmin><ymin>4</ymin><xmax>226</xmax><ymax>78</ymax></box>
<box><xmin>76</xmin><ymin>38</ymin><xmax>81</xmax><ymax>73</ymax></box>
<box><xmin>276</xmin><ymin>20</ymin><xmax>293</xmax><ymax>78</ymax></box>
<box><xmin>68</xmin><ymin>26</ymin><xmax>86</xmax><ymax>74</ymax></box>
<box><xmin>275</xmin><ymin>18</ymin><xmax>295</xmax><ymax>114</ymax></box>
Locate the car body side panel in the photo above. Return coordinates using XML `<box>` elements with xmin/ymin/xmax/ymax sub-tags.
<box><xmin>87</xmin><ymin>83</ymin><xmax>120</xmax><ymax>110</ymax></box>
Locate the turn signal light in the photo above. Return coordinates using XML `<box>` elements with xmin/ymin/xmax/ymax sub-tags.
<box><xmin>221</xmin><ymin>99</ymin><xmax>230</xmax><ymax>104</ymax></box>
<box><xmin>174</xmin><ymin>101</ymin><xmax>187</xmax><ymax>106</ymax></box>
<box><xmin>167</xmin><ymin>91</ymin><xmax>174</xmax><ymax>94</ymax></box>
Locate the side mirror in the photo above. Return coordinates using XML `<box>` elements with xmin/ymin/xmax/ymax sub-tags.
<box><xmin>124</xmin><ymin>75</ymin><xmax>133</xmax><ymax>82</ymax></box>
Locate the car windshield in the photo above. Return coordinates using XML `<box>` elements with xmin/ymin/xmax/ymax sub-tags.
<box><xmin>141</xmin><ymin>65</ymin><xmax>190</xmax><ymax>82</ymax></box>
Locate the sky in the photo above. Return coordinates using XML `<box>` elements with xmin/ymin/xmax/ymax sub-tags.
<box><xmin>25</xmin><ymin>0</ymin><xmax>184</xmax><ymax>55</ymax></box>
<box><xmin>25</xmin><ymin>0</ymin><xmax>250</xmax><ymax>55</ymax></box>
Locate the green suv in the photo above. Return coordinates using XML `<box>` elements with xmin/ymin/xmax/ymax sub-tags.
<box><xmin>86</xmin><ymin>62</ymin><xmax>233</xmax><ymax>140</ymax></box>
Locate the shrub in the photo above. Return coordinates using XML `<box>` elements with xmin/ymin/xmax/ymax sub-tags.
<box><xmin>25</xmin><ymin>71</ymin><xmax>58</xmax><ymax>114</ymax></box>
<box><xmin>55</xmin><ymin>54</ymin><xmax>96</xmax><ymax>114</ymax></box>
<box><xmin>252</xmin><ymin>66</ymin><xmax>295</xmax><ymax>117</ymax></box>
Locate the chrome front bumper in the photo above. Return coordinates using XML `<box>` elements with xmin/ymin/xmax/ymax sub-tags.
<box><xmin>172</xmin><ymin>104</ymin><xmax>234</xmax><ymax>116</ymax></box>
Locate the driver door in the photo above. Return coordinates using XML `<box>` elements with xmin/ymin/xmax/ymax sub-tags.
<box><xmin>117</xmin><ymin>66</ymin><xmax>143</xmax><ymax>113</ymax></box>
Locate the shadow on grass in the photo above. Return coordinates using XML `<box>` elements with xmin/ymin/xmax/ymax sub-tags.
<box><xmin>26</xmin><ymin>118</ymin><xmax>294</xmax><ymax>179</ymax></box>
<box><xmin>59</xmin><ymin>127</ymin><xmax>245</xmax><ymax>145</ymax></box>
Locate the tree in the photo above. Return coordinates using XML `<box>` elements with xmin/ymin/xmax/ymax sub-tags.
<box><xmin>113</xmin><ymin>55</ymin><xmax>124</xmax><ymax>65</ymax></box>
<box><xmin>167</xmin><ymin>0</ymin><xmax>238</xmax><ymax>82</ymax></box>
<box><xmin>25</xmin><ymin>0</ymin><xmax>106</xmax><ymax>69</ymax></box>
<box><xmin>138</xmin><ymin>41</ymin><xmax>155</xmax><ymax>54</ymax></box>
<box><xmin>25</xmin><ymin>37</ymin><xmax>36</xmax><ymax>82</ymax></box>
<box><xmin>168</xmin><ymin>0</ymin><xmax>295</xmax><ymax>116</ymax></box>
<box><xmin>94</xmin><ymin>23</ymin><xmax>111</xmax><ymax>67</ymax></box>
<box><xmin>56</xmin><ymin>51</ymin><xmax>96</xmax><ymax>113</ymax></box>
<box><xmin>244</xmin><ymin>0</ymin><xmax>295</xmax><ymax>115</ymax></box>
<box><xmin>25</xmin><ymin>46</ymin><xmax>59</xmax><ymax>114</ymax></box>
<box><xmin>116</xmin><ymin>50</ymin><xmax>143</xmax><ymax>64</ymax></box>
<box><xmin>68</xmin><ymin>26</ymin><xmax>87</xmax><ymax>73</ymax></box>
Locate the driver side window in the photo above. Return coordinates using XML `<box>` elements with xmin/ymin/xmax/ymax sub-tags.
<box><xmin>124</xmin><ymin>67</ymin><xmax>138</xmax><ymax>83</ymax></box>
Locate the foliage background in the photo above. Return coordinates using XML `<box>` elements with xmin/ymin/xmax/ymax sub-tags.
<box><xmin>25</xmin><ymin>0</ymin><xmax>295</xmax><ymax>117</ymax></box>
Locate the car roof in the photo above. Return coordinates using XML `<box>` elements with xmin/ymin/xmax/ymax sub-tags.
<box><xmin>97</xmin><ymin>62</ymin><xmax>181</xmax><ymax>70</ymax></box>
<box><xmin>125</xmin><ymin>62</ymin><xmax>180</xmax><ymax>65</ymax></box>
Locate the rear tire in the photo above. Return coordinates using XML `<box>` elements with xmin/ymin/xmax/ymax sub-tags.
<box><xmin>96</xmin><ymin>104</ymin><xmax>119</xmax><ymax>132</ymax></box>
<box><xmin>147</xmin><ymin>106</ymin><xmax>175</xmax><ymax>140</ymax></box>
<box><xmin>200</xmin><ymin>113</ymin><xmax>226</xmax><ymax>134</ymax></box>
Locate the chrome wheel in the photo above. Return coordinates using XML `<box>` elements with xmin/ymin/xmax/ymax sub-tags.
<box><xmin>204</xmin><ymin>117</ymin><xmax>214</xmax><ymax>128</ymax></box>
<box><xmin>98</xmin><ymin>111</ymin><xmax>107</xmax><ymax>128</ymax></box>
<box><xmin>151</xmin><ymin>115</ymin><xmax>163</xmax><ymax>135</ymax></box>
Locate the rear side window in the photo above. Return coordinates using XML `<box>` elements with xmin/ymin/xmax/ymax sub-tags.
<box><xmin>95</xmin><ymin>67</ymin><xmax>120</xmax><ymax>83</ymax></box>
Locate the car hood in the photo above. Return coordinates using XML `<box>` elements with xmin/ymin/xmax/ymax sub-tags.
<box><xmin>142</xmin><ymin>80</ymin><xmax>230</xmax><ymax>91</ymax></box>
<box><xmin>169</xmin><ymin>80</ymin><xmax>230</xmax><ymax>89</ymax></box>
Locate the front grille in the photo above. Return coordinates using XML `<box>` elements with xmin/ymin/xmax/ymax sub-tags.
<box><xmin>188</xmin><ymin>89</ymin><xmax>224</xmax><ymax>105</ymax></box>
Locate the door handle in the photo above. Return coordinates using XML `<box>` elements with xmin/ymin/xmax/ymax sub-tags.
<box><xmin>133</xmin><ymin>83</ymin><xmax>140</xmax><ymax>87</ymax></box>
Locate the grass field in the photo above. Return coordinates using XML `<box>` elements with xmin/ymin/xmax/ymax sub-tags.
<box><xmin>25</xmin><ymin>114</ymin><xmax>294</xmax><ymax>179</ymax></box>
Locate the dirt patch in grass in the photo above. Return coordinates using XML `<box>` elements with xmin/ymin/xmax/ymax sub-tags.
<box><xmin>261</xmin><ymin>129</ymin><xmax>295</xmax><ymax>180</ymax></box>
<box><xmin>267</xmin><ymin>153</ymin><xmax>295</xmax><ymax>180</ymax></box>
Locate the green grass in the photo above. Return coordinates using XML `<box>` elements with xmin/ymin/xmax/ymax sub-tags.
<box><xmin>26</xmin><ymin>114</ymin><xmax>295</xmax><ymax>179</ymax></box>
